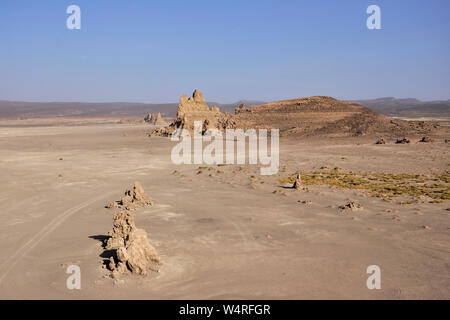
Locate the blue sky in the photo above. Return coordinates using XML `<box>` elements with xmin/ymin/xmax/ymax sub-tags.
<box><xmin>0</xmin><ymin>0</ymin><xmax>449</xmax><ymax>103</ymax></box>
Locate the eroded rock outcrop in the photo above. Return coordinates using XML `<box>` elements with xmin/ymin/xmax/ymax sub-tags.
<box><xmin>105</xmin><ymin>211</ymin><xmax>162</xmax><ymax>278</ymax></box>
<box><xmin>145</xmin><ymin>112</ymin><xmax>167</xmax><ymax>125</ymax></box>
<box><xmin>106</xmin><ymin>181</ymin><xmax>154</xmax><ymax>210</ymax></box>
<box><xmin>235</xmin><ymin>102</ymin><xmax>248</xmax><ymax>114</ymax></box>
<box><xmin>154</xmin><ymin>112</ymin><xmax>167</xmax><ymax>125</ymax></box>
<box><xmin>150</xmin><ymin>89</ymin><xmax>232</xmax><ymax>136</ymax></box>
<box><xmin>173</xmin><ymin>89</ymin><xmax>224</xmax><ymax>131</ymax></box>
<box><xmin>105</xmin><ymin>211</ymin><xmax>136</xmax><ymax>250</ymax></box>
<box><xmin>293</xmin><ymin>173</ymin><xmax>302</xmax><ymax>190</ymax></box>
<box><xmin>144</xmin><ymin>113</ymin><xmax>155</xmax><ymax>123</ymax></box>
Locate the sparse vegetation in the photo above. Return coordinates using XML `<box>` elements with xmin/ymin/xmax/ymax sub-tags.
<box><xmin>278</xmin><ymin>169</ymin><xmax>450</xmax><ymax>202</ymax></box>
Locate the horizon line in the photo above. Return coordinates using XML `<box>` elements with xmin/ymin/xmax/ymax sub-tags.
<box><xmin>1</xmin><ymin>96</ymin><xmax>449</xmax><ymax>105</ymax></box>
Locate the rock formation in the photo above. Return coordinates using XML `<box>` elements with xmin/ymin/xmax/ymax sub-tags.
<box><xmin>150</xmin><ymin>89</ymin><xmax>235</xmax><ymax>137</ymax></box>
<box><xmin>106</xmin><ymin>181</ymin><xmax>154</xmax><ymax>210</ymax></box>
<box><xmin>339</xmin><ymin>200</ymin><xmax>364</xmax><ymax>212</ymax></box>
<box><xmin>105</xmin><ymin>211</ymin><xmax>162</xmax><ymax>278</ymax></box>
<box><xmin>235</xmin><ymin>102</ymin><xmax>248</xmax><ymax>114</ymax></box>
<box><xmin>105</xmin><ymin>211</ymin><xmax>136</xmax><ymax>250</ymax></box>
<box><xmin>145</xmin><ymin>112</ymin><xmax>167</xmax><ymax>125</ymax></box>
<box><xmin>293</xmin><ymin>173</ymin><xmax>302</xmax><ymax>190</ymax></box>
<box><xmin>172</xmin><ymin>89</ymin><xmax>224</xmax><ymax>131</ymax></box>
<box><xmin>154</xmin><ymin>112</ymin><xmax>167</xmax><ymax>125</ymax></box>
<box><xmin>419</xmin><ymin>136</ymin><xmax>432</xmax><ymax>143</ymax></box>
<box><xmin>144</xmin><ymin>113</ymin><xmax>155</xmax><ymax>123</ymax></box>
<box><xmin>396</xmin><ymin>138</ymin><xmax>410</xmax><ymax>144</ymax></box>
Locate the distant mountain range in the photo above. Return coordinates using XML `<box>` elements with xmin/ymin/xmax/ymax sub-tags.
<box><xmin>351</xmin><ymin>97</ymin><xmax>450</xmax><ymax>117</ymax></box>
<box><xmin>0</xmin><ymin>97</ymin><xmax>448</xmax><ymax>120</ymax></box>
<box><xmin>0</xmin><ymin>100</ymin><xmax>178</xmax><ymax>120</ymax></box>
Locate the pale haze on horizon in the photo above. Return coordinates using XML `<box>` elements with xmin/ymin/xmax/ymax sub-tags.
<box><xmin>0</xmin><ymin>0</ymin><xmax>449</xmax><ymax>103</ymax></box>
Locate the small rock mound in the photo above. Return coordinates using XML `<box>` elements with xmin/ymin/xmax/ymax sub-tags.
<box><xmin>149</xmin><ymin>126</ymin><xmax>171</xmax><ymax>137</ymax></box>
<box><xmin>339</xmin><ymin>200</ymin><xmax>364</xmax><ymax>212</ymax></box>
<box><xmin>105</xmin><ymin>211</ymin><xmax>162</xmax><ymax>278</ymax></box>
<box><xmin>419</xmin><ymin>136</ymin><xmax>432</xmax><ymax>143</ymax></box>
<box><xmin>235</xmin><ymin>102</ymin><xmax>248</xmax><ymax>114</ymax></box>
<box><xmin>106</xmin><ymin>181</ymin><xmax>154</xmax><ymax>210</ymax></box>
<box><xmin>396</xmin><ymin>137</ymin><xmax>410</xmax><ymax>144</ymax></box>
<box><xmin>293</xmin><ymin>173</ymin><xmax>302</xmax><ymax>190</ymax></box>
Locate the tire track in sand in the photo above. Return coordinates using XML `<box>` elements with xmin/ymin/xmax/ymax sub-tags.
<box><xmin>0</xmin><ymin>193</ymin><xmax>113</xmax><ymax>285</ymax></box>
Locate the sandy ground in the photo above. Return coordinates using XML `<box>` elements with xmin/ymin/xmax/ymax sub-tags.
<box><xmin>0</xmin><ymin>122</ymin><xmax>449</xmax><ymax>299</ymax></box>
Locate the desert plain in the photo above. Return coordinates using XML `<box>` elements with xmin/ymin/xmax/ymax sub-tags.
<box><xmin>0</xmin><ymin>106</ymin><xmax>449</xmax><ymax>299</ymax></box>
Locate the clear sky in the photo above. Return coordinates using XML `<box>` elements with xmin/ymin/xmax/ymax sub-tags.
<box><xmin>0</xmin><ymin>0</ymin><xmax>449</xmax><ymax>103</ymax></box>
